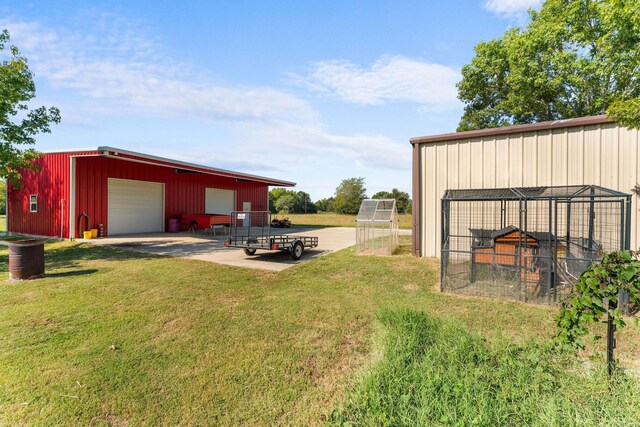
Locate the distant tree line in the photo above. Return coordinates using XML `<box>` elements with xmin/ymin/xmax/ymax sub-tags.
<box><xmin>269</xmin><ymin>177</ymin><xmax>411</xmax><ymax>216</ymax></box>
<box><xmin>268</xmin><ymin>188</ymin><xmax>317</xmax><ymax>214</ymax></box>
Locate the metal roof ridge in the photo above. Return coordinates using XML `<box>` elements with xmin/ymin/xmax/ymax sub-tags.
<box><xmin>410</xmin><ymin>114</ymin><xmax>612</xmax><ymax>145</ymax></box>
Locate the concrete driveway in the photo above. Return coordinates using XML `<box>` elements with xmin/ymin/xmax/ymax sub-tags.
<box><xmin>85</xmin><ymin>226</ymin><xmax>358</xmax><ymax>271</ymax></box>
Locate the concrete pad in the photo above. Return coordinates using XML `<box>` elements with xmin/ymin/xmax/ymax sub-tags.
<box><xmin>84</xmin><ymin>227</ymin><xmax>360</xmax><ymax>271</ymax></box>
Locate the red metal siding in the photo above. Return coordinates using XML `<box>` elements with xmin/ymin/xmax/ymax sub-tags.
<box><xmin>11</xmin><ymin>153</ymin><xmax>272</xmax><ymax>238</ymax></box>
<box><xmin>74</xmin><ymin>156</ymin><xmax>268</xmax><ymax>237</ymax></box>
<box><xmin>8</xmin><ymin>153</ymin><xmax>72</xmax><ymax>237</ymax></box>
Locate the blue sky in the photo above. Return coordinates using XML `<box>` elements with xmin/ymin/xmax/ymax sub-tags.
<box><xmin>2</xmin><ymin>0</ymin><xmax>542</xmax><ymax>200</ymax></box>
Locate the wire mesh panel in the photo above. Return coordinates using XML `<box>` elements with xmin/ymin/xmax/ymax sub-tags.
<box><xmin>441</xmin><ymin>186</ymin><xmax>631</xmax><ymax>305</ymax></box>
<box><xmin>229</xmin><ymin>211</ymin><xmax>272</xmax><ymax>248</ymax></box>
<box><xmin>356</xmin><ymin>199</ymin><xmax>399</xmax><ymax>256</ymax></box>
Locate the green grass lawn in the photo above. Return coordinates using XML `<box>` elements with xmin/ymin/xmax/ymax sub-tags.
<box><xmin>1</xmin><ymin>238</ymin><xmax>638</xmax><ymax>425</ymax></box>
<box><xmin>283</xmin><ymin>212</ymin><xmax>412</xmax><ymax>229</ymax></box>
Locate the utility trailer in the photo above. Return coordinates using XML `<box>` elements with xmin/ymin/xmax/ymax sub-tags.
<box><xmin>224</xmin><ymin>211</ymin><xmax>318</xmax><ymax>260</ymax></box>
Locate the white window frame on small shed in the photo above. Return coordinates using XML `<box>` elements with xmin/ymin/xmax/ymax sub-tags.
<box><xmin>29</xmin><ymin>194</ymin><xmax>38</xmax><ymax>213</ymax></box>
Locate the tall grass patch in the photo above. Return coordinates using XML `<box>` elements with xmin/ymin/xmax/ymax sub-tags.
<box><xmin>330</xmin><ymin>309</ymin><xmax>640</xmax><ymax>426</ymax></box>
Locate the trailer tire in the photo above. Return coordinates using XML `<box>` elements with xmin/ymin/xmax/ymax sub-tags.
<box><xmin>291</xmin><ymin>241</ymin><xmax>304</xmax><ymax>260</ymax></box>
<box><xmin>243</xmin><ymin>248</ymin><xmax>257</xmax><ymax>256</ymax></box>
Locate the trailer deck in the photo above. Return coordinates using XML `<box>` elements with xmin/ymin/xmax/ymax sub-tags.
<box><xmin>225</xmin><ymin>211</ymin><xmax>319</xmax><ymax>260</ymax></box>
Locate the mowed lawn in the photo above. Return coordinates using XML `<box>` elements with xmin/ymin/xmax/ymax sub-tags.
<box><xmin>1</xmin><ymin>237</ymin><xmax>638</xmax><ymax>425</ymax></box>
<box><xmin>283</xmin><ymin>212</ymin><xmax>412</xmax><ymax>229</ymax></box>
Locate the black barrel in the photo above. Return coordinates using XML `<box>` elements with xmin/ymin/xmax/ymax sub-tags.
<box><xmin>8</xmin><ymin>240</ymin><xmax>45</xmax><ymax>280</ymax></box>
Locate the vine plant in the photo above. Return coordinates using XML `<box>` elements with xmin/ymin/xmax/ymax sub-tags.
<box><xmin>555</xmin><ymin>250</ymin><xmax>640</xmax><ymax>351</ymax></box>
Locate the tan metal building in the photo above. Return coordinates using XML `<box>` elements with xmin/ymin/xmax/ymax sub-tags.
<box><xmin>411</xmin><ymin>115</ymin><xmax>640</xmax><ymax>257</ymax></box>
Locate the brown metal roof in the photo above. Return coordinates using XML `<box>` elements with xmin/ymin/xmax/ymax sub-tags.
<box><xmin>410</xmin><ymin>115</ymin><xmax>613</xmax><ymax>145</ymax></box>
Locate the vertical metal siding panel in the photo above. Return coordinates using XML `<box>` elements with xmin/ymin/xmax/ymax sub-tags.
<box><xmin>435</xmin><ymin>143</ymin><xmax>449</xmax><ymax>257</ymax></box>
<box><xmin>469</xmin><ymin>139</ymin><xmax>483</xmax><ymax>188</ymax></box>
<box><xmin>551</xmin><ymin>130</ymin><xmax>568</xmax><ymax>186</ymax></box>
<box><xmin>420</xmin><ymin>144</ymin><xmax>428</xmax><ymax>256</ymax></box>
<box><xmin>583</xmin><ymin>126</ymin><xmax>601</xmax><ymax>185</ymax></box>
<box><xmin>447</xmin><ymin>142</ymin><xmax>459</xmax><ymax>190</ymax></box>
<box><xmin>424</xmin><ymin>144</ymin><xmax>438</xmax><ymax>256</ymax></box>
<box><xmin>567</xmin><ymin>127</ymin><xmax>584</xmax><ymax>185</ymax></box>
<box><xmin>447</xmin><ymin>143</ymin><xmax>459</xmax><ymax>253</ymax></box>
<box><xmin>537</xmin><ymin>131</ymin><xmax>552</xmax><ymax>186</ymax></box>
<box><xmin>495</xmin><ymin>135</ymin><xmax>510</xmax><ymax>187</ymax></box>
<box><xmin>508</xmin><ymin>134</ymin><xmax>523</xmax><ymax>187</ymax></box>
<box><xmin>618</xmin><ymin>126</ymin><xmax>637</xmax><ymax>249</ymax></box>
<box><xmin>458</xmin><ymin>140</ymin><xmax>471</xmax><ymax>189</ymax></box>
<box><xmin>482</xmin><ymin>137</ymin><xmax>496</xmax><ymax>188</ymax></box>
<box><xmin>600</xmin><ymin>123</ymin><xmax>618</xmax><ymax>190</ymax></box>
<box><xmin>522</xmin><ymin>133</ymin><xmax>538</xmax><ymax>186</ymax></box>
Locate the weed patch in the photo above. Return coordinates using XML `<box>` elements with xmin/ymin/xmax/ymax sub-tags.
<box><xmin>330</xmin><ymin>309</ymin><xmax>640</xmax><ymax>426</ymax></box>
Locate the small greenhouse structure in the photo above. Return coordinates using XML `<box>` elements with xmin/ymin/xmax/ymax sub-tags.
<box><xmin>441</xmin><ymin>185</ymin><xmax>632</xmax><ymax>305</ymax></box>
<box><xmin>356</xmin><ymin>199</ymin><xmax>399</xmax><ymax>256</ymax></box>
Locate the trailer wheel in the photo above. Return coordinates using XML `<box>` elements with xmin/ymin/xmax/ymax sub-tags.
<box><xmin>243</xmin><ymin>248</ymin><xmax>257</xmax><ymax>256</ymax></box>
<box><xmin>291</xmin><ymin>241</ymin><xmax>304</xmax><ymax>260</ymax></box>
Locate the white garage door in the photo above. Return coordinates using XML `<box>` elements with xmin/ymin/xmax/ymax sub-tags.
<box><xmin>108</xmin><ymin>178</ymin><xmax>164</xmax><ymax>235</ymax></box>
<box><xmin>205</xmin><ymin>188</ymin><xmax>236</xmax><ymax>215</ymax></box>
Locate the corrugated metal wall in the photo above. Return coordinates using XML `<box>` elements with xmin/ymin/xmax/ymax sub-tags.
<box><xmin>10</xmin><ymin>154</ymin><xmax>270</xmax><ymax>238</ymax></box>
<box><xmin>75</xmin><ymin>156</ymin><xmax>268</xmax><ymax>237</ymax></box>
<box><xmin>9</xmin><ymin>153</ymin><xmax>75</xmax><ymax>237</ymax></box>
<box><xmin>418</xmin><ymin>122</ymin><xmax>640</xmax><ymax>257</ymax></box>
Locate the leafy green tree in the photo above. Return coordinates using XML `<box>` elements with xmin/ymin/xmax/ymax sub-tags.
<box><xmin>315</xmin><ymin>197</ymin><xmax>334</xmax><ymax>213</ymax></box>
<box><xmin>372</xmin><ymin>188</ymin><xmax>411</xmax><ymax>214</ymax></box>
<box><xmin>0</xmin><ymin>29</ymin><xmax>61</xmax><ymax>187</ymax></box>
<box><xmin>333</xmin><ymin>177</ymin><xmax>367</xmax><ymax>215</ymax></box>
<box><xmin>270</xmin><ymin>188</ymin><xmax>317</xmax><ymax>214</ymax></box>
<box><xmin>269</xmin><ymin>187</ymin><xmax>293</xmax><ymax>213</ymax></box>
<box><xmin>293</xmin><ymin>191</ymin><xmax>316</xmax><ymax>214</ymax></box>
<box><xmin>0</xmin><ymin>179</ymin><xmax>5</xmax><ymax>215</ymax></box>
<box><xmin>274</xmin><ymin>193</ymin><xmax>296</xmax><ymax>214</ymax></box>
<box><xmin>555</xmin><ymin>251</ymin><xmax>640</xmax><ymax>372</ymax></box>
<box><xmin>457</xmin><ymin>0</ymin><xmax>640</xmax><ymax>131</ymax></box>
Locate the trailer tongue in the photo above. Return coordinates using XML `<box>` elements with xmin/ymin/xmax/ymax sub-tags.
<box><xmin>224</xmin><ymin>211</ymin><xmax>319</xmax><ymax>260</ymax></box>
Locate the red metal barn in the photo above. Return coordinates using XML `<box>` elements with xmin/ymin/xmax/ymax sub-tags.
<box><xmin>8</xmin><ymin>147</ymin><xmax>295</xmax><ymax>238</ymax></box>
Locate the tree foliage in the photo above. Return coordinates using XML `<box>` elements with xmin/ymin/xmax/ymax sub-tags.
<box><xmin>0</xmin><ymin>179</ymin><xmax>5</xmax><ymax>215</ymax></box>
<box><xmin>274</xmin><ymin>193</ymin><xmax>296</xmax><ymax>214</ymax></box>
<box><xmin>315</xmin><ymin>197</ymin><xmax>334</xmax><ymax>213</ymax></box>
<box><xmin>269</xmin><ymin>188</ymin><xmax>316</xmax><ymax>214</ymax></box>
<box><xmin>268</xmin><ymin>187</ymin><xmax>290</xmax><ymax>212</ymax></box>
<box><xmin>0</xmin><ymin>29</ymin><xmax>61</xmax><ymax>186</ymax></box>
<box><xmin>333</xmin><ymin>177</ymin><xmax>367</xmax><ymax>215</ymax></box>
<box><xmin>555</xmin><ymin>251</ymin><xmax>640</xmax><ymax>350</ymax></box>
<box><xmin>371</xmin><ymin>188</ymin><xmax>412</xmax><ymax>214</ymax></box>
<box><xmin>457</xmin><ymin>0</ymin><xmax>640</xmax><ymax>131</ymax></box>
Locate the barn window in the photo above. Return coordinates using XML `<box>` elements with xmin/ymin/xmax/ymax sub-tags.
<box><xmin>29</xmin><ymin>194</ymin><xmax>38</xmax><ymax>213</ymax></box>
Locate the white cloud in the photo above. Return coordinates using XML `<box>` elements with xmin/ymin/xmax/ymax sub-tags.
<box><xmin>2</xmin><ymin>16</ymin><xmax>413</xmax><ymax>176</ymax></box>
<box><xmin>292</xmin><ymin>56</ymin><xmax>461</xmax><ymax>110</ymax></box>
<box><xmin>483</xmin><ymin>0</ymin><xmax>542</xmax><ymax>18</ymax></box>
<box><xmin>234</xmin><ymin>121</ymin><xmax>410</xmax><ymax>171</ymax></box>
<box><xmin>2</xmin><ymin>19</ymin><xmax>317</xmax><ymax>124</ymax></box>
